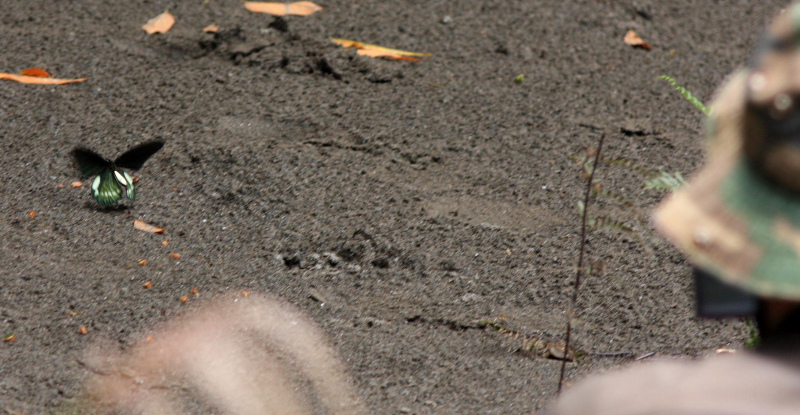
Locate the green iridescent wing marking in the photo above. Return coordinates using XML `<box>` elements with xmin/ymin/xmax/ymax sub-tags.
<box><xmin>92</xmin><ymin>171</ymin><xmax>123</xmax><ymax>204</ymax></box>
<box><xmin>114</xmin><ymin>170</ymin><xmax>136</xmax><ymax>200</ymax></box>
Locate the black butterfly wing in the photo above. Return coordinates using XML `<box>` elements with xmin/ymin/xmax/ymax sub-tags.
<box><xmin>114</xmin><ymin>140</ymin><xmax>165</xmax><ymax>170</ymax></box>
<box><xmin>72</xmin><ymin>148</ymin><xmax>111</xmax><ymax>177</ymax></box>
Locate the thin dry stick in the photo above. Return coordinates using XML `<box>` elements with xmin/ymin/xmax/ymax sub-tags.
<box><xmin>557</xmin><ymin>132</ymin><xmax>606</xmax><ymax>395</ymax></box>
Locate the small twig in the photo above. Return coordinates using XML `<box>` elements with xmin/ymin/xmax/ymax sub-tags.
<box><xmin>588</xmin><ymin>351</ymin><xmax>636</xmax><ymax>358</ymax></box>
<box><xmin>635</xmin><ymin>352</ymin><xmax>656</xmax><ymax>361</ymax></box>
<box><xmin>76</xmin><ymin>358</ymin><xmax>111</xmax><ymax>376</ymax></box>
<box><xmin>558</xmin><ymin>133</ymin><xmax>606</xmax><ymax>395</ymax></box>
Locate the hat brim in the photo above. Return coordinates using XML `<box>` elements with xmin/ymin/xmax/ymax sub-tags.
<box><xmin>655</xmin><ymin>72</ymin><xmax>800</xmax><ymax>300</ymax></box>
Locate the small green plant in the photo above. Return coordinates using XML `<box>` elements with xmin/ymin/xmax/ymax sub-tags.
<box><xmin>745</xmin><ymin>319</ymin><xmax>761</xmax><ymax>349</ymax></box>
<box><xmin>514</xmin><ymin>74</ymin><xmax>525</xmax><ymax>83</ymax></box>
<box><xmin>658</xmin><ymin>75</ymin><xmax>710</xmax><ymax>115</ymax></box>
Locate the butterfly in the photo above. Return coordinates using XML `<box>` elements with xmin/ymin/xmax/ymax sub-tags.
<box><xmin>71</xmin><ymin>140</ymin><xmax>164</xmax><ymax>204</ymax></box>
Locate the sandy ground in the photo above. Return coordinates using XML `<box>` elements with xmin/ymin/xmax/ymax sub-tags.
<box><xmin>0</xmin><ymin>0</ymin><xmax>789</xmax><ymax>413</ymax></box>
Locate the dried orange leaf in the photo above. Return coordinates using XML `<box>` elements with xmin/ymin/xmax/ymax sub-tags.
<box><xmin>356</xmin><ymin>49</ymin><xmax>422</xmax><ymax>61</ymax></box>
<box><xmin>138</xmin><ymin>259</ymin><xmax>148</xmax><ymax>266</ymax></box>
<box><xmin>142</xmin><ymin>11</ymin><xmax>175</xmax><ymax>34</ymax></box>
<box><xmin>57</xmin><ymin>184</ymin><xmax>65</xmax><ymax>188</ymax></box>
<box><xmin>79</xmin><ymin>325</ymin><xmax>89</xmax><ymax>335</ymax></box>
<box><xmin>0</xmin><ymin>72</ymin><xmax>87</xmax><ymax>85</ymax></box>
<box><xmin>4</xmin><ymin>333</ymin><xmax>16</xmax><ymax>342</ymax></box>
<box><xmin>145</xmin><ymin>335</ymin><xmax>153</xmax><ymax>342</ymax></box>
<box><xmin>190</xmin><ymin>287</ymin><xmax>200</xmax><ymax>296</ymax></box>
<box><xmin>143</xmin><ymin>280</ymin><xmax>153</xmax><ymax>289</ymax></box>
<box><xmin>179</xmin><ymin>295</ymin><xmax>189</xmax><ymax>303</ymax></box>
<box><xmin>162</xmin><ymin>240</ymin><xmax>169</xmax><ymax>246</ymax></box>
<box><xmin>170</xmin><ymin>252</ymin><xmax>181</xmax><ymax>260</ymax></box>
<box><xmin>244</xmin><ymin>1</ymin><xmax>322</xmax><ymax>16</ymax></box>
<box><xmin>20</xmin><ymin>68</ymin><xmax>52</xmax><ymax>77</ymax></box>
<box><xmin>623</xmin><ymin>30</ymin><xmax>651</xmax><ymax>50</ymax></box>
<box><xmin>134</xmin><ymin>219</ymin><xmax>165</xmax><ymax>234</ymax></box>
<box><xmin>203</xmin><ymin>23</ymin><xmax>219</xmax><ymax>33</ymax></box>
<box><xmin>241</xmin><ymin>290</ymin><xmax>250</xmax><ymax>297</ymax></box>
<box><xmin>71</xmin><ymin>181</ymin><xmax>83</xmax><ymax>188</ymax></box>
<box><xmin>28</xmin><ymin>211</ymin><xmax>35</xmax><ymax>218</ymax></box>
<box><xmin>330</xmin><ymin>38</ymin><xmax>431</xmax><ymax>61</ymax></box>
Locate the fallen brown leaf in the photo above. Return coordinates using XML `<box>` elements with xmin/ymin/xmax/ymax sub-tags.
<box><xmin>79</xmin><ymin>325</ymin><xmax>89</xmax><ymax>335</ymax></box>
<box><xmin>162</xmin><ymin>240</ymin><xmax>170</xmax><ymax>246</ymax></box>
<box><xmin>191</xmin><ymin>287</ymin><xmax>200</xmax><ymax>296</ymax></box>
<box><xmin>244</xmin><ymin>1</ymin><xmax>322</xmax><ymax>16</ymax></box>
<box><xmin>180</xmin><ymin>296</ymin><xmax>189</xmax><ymax>304</ymax></box>
<box><xmin>134</xmin><ymin>219</ymin><xmax>165</xmax><ymax>234</ymax></box>
<box><xmin>143</xmin><ymin>281</ymin><xmax>153</xmax><ymax>289</ymax></box>
<box><xmin>71</xmin><ymin>181</ymin><xmax>83</xmax><ymax>188</ymax></box>
<box><xmin>28</xmin><ymin>211</ymin><xmax>35</xmax><ymax>218</ymax></box>
<box><xmin>142</xmin><ymin>11</ymin><xmax>175</xmax><ymax>34</ymax></box>
<box><xmin>330</xmin><ymin>38</ymin><xmax>431</xmax><ymax>61</ymax></box>
<box><xmin>3</xmin><ymin>333</ymin><xmax>16</xmax><ymax>342</ymax></box>
<box><xmin>203</xmin><ymin>23</ymin><xmax>219</xmax><ymax>33</ymax></box>
<box><xmin>170</xmin><ymin>253</ymin><xmax>181</xmax><ymax>260</ymax></box>
<box><xmin>138</xmin><ymin>259</ymin><xmax>148</xmax><ymax>266</ymax></box>
<box><xmin>623</xmin><ymin>30</ymin><xmax>651</xmax><ymax>50</ymax></box>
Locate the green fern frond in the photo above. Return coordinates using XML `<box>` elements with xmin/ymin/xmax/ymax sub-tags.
<box><xmin>594</xmin><ymin>188</ymin><xmax>635</xmax><ymax>208</ymax></box>
<box><xmin>644</xmin><ymin>171</ymin><xmax>687</xmax><ymax>191</ymax></box>
<box><xmin>577</xmin><ymin>201</ymin><xmax>633</xmax><ymax>233</ymax></box>
<box><xmin>591</xmin><ymin>214</ymin><xmax>633</xmax><ymax>233</ymax></box>
<box><xmin>658</xmin><ymin>75</ymin><xmax>710</xmax><ymax>116</ymax></box>
<box><xmin>573</xmin><ymin>154</ymin><xmax>597</xmax><ymax>177</ymax></box>
<box><xmin>602</xmin><ymin>156</ymin><xmax>656</xmax><ymax>177</ymax></box>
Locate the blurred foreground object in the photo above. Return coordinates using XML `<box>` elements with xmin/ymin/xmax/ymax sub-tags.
<box><xmin>65</xmin><ymin>293</ymin><xmax>363</xmax><ymax>414</ymax></box>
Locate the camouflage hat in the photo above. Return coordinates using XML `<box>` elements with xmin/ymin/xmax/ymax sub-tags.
<box><xmin>654</xmin><ymin>5</ymin><xmax>800</xmax><ymax>300</ymax></box>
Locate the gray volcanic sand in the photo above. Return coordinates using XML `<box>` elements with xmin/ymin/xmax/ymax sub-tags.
<box><xmin>0</xmin><ymin>1</ymin><xmax>787</xmax><ymax>413</ymax></box>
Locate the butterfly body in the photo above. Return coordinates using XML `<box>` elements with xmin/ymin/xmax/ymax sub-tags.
<box><xmin>72</xmin><ymin>140</ymin><xmax>164</xmax><ymax>204</ymax></box>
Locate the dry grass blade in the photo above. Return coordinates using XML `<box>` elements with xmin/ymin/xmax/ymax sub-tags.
<box><xmin>331</xmin><ymin>38</ymin><xmax>432</xmax><ymax>61</ymax></box>
<box><xmin>0</xmin><ymin>73</ymin><xmax>87</xmax><ymax>85</ymax></box>
<box><xmin>244</xmin><ymin>1</ymin><xmax>322</xmax><ymax>16</ymax></box>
